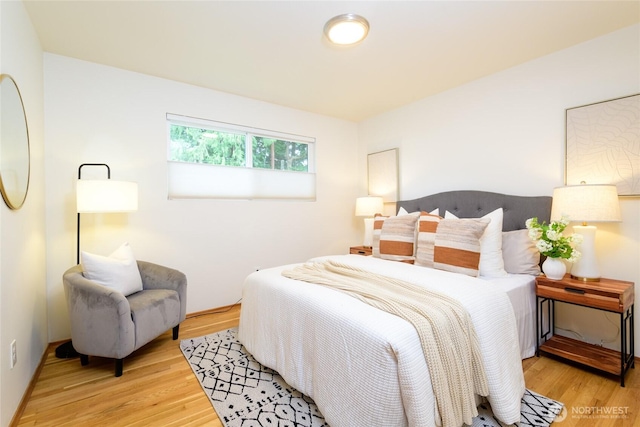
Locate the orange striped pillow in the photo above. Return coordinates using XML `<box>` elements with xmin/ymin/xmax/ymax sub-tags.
<box><xmin>415</xmin><ymin>212</ymin><xmax>442</xmax><ymax>268</ymax></box>
<box><xmin>433</xmin><ymin>218</ymin><xmax>490</xmax><ymax>277</ymax></box>
<box><xmin>372</xmin><ymin>212</ymin><xmax>420</xmax><ymax>263</ymax></box>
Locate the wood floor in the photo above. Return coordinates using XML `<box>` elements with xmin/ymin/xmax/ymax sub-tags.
<box><xmin>14</xmin><ymin>305</ymin><xmax>640</xmax><ymax>426</ymax></box>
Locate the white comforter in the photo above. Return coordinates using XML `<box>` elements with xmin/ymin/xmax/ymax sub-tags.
<box><xmin>238</xmin><ymin>255</ymin><xmax>525</xmax><ymax>427</ymax></box>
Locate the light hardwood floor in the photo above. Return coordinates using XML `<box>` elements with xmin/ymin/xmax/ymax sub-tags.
<box><xmin>14</xmin><ymin>305</ymin><xmax>640</xmax><ymax>426</ymax></box>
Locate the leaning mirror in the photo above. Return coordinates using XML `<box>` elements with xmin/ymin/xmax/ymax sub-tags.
<box><xmin>0</xmin><ymin>74</ymin><xmax>30</xmax><ymax>210</ymax></box>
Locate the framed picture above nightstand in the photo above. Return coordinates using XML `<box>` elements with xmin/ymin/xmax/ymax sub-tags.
<box><xmin>350</xmin><ymin>246</ymin><xmax>372</xmax><ymax>256</ymax></box>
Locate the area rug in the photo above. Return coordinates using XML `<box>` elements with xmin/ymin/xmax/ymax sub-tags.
<box><xmin>180</xmin><ymin>328</ymin><xmax>563</xmax><ymax>427</ymax></box>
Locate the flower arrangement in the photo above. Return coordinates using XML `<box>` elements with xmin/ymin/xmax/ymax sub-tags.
<box><xmin>525</xmin><ymin>216</ymin><xmax>582</xmax><ymax>262</ymax></box>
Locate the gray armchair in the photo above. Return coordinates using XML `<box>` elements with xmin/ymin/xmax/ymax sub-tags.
<box><xmin>63</xmin><ymin>260</ymin><xmax>187</xmax><ymax>377</ymax></box>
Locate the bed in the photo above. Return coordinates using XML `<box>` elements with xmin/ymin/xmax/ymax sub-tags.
<box><xmin>238</xmin><ymin>190</ymin><xmax>551</xmax><ymax>427</ymax></box>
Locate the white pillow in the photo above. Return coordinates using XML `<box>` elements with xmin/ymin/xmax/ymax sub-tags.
<box><xmin>502</xmin><ymin>229</ymin><xmax>541</xmax><ymax>275</ymax></box>
<box><xmin>397</xmin><ymin>206</ymin><xmax>439</xmax><ymax>216</ymax></box>
<box><xmin>81</xmin><ymin>242</ymin><xmax>143</xmax><ymax>296</ymax></box>
<box><xmin>445</xmin><ymin>208</ymin><xmax>508</xmax><ymax>278</ymax></box>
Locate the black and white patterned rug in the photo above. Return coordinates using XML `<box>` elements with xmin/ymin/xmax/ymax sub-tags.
<box><xmin>180</xmin><ymin>328</ymin><xmax>563</xmax><ymax>427</ymax></box>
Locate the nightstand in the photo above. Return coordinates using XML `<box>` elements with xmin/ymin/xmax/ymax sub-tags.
<box><xmin>535</xmin><ymin>274</ymin><xmax>635</xmax><ymax>386</ymax></box>
<box><xmin>349</xmin><ymin>246</ymin><xmax>372</xmax><ymax>256</ymax></box>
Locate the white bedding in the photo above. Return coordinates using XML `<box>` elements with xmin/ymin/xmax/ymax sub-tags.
<box><xmin>480</xmin><ymin>273</ymin><xmax>537</xmax><ymax>359</ymax></box>
<box><xmin>238</xmin><ymin>255</ymin><xmax>526</xmax><ymax>427</ymax></box>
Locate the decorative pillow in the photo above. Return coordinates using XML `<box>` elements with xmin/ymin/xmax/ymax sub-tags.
<box><xmin>372</xmin><ymin>212</ymin><xmax>420</xmax><ymax>263</ymax></box>
<box><xmin>433</xmin><ymin>218</ymin><xmax>490</xmax><ymax>277</ymax></box>
<box><xmin>445</xmin><ymin>208</ymin><xmax>508</xmax><ymax>278</ymax></box>
<box><xmin>397</xmin><ymin>206</ymin><xmax>439</xmax><ymax>216</ymax></box>
<box><xmin>502</xmin><ymin>229</ymin><xmax>541</xmax><ymax>275</ymax></box>
<box><xmin>414</xmin><ymin>212</ymin><xmax>442</xmax><ymax>268</ymax></box>
<box><xmin>81</xmin><ymin>242</ymin><xmax>143</xmax><ymax>296</ymax></box>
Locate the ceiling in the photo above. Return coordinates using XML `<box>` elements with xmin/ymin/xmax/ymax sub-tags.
<box><xmin>23</xmin><ymin>1</ymin><xmax>640</xmax><ymax>122</ymax></box>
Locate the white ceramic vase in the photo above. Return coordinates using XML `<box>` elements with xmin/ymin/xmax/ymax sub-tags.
<box><xmin>542</xmin><ymin>257</ymin><xmax>566</xmax><ymax>280</ymax></box>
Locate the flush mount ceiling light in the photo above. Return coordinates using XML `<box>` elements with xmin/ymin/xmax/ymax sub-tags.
<box><xmin>324</xmin><ymin>14</ymin><xmax>369</xmax><ymax>45</ymax></box>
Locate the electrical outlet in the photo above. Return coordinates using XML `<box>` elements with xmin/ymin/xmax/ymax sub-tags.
<box><xmin>10</xmin><ymin>340</ymin><xmax>17</xmax><ymax>369</ymax></box>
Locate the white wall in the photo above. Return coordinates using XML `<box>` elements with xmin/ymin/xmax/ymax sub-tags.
<box><xmin>359</xmin><ymin>24</ymin><xmax>640</xmax><ymax>354</ymax></box>
<box><xmin>44</xmin><ymin>54</ymin><xmax>360</xmax><ymax>341</ymax></box>
<box><xmin>0</xmin><ymin>2</ymin><xmax>47</xmax><ymax>426</ymax></box>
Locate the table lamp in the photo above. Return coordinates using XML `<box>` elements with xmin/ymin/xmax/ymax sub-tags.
<box><xmin>355</xmin><ymin>196</ymin><xmax>384</xmax><ymax>247</ymax></box>
<box><xmin>550</xmin><ymin>183</ymin><xmax>621</xmax><ymax>281</ymax></box>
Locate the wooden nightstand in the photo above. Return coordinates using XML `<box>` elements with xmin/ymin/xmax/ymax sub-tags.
<box><xmin>349</xmin><ymin>246</ymin><xmax>372</xmax><ymax>256</ymax></box>
<box><xmin>535</xmin><ymin>274</ymin><xmax>635</xmax><ymax>386</ymax></box>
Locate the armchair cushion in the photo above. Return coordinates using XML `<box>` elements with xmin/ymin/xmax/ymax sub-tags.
<box><xmin>128</xmin><ymin>289</ymin><xmax>180</xmax><ymax>348</ymax></box>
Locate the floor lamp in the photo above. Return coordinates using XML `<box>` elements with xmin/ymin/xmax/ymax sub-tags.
<box><xmin>55</xmin><ymin>163</ymin><xmax>138</xmax><ymax>358</ymax></box>
<box><xmin>550</xmin><ymin>183</ymin><xmax>621</xmax><ymax>282</ymax></box>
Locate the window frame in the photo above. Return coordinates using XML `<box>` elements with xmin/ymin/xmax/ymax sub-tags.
<box><xmin>166</xmin><ymin>113</ymin><xmax>316</xmax><ymax>201</ymax></box>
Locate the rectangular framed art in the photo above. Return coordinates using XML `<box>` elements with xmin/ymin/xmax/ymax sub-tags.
<box><xmin>565</xmin><ymin>93</ymin><xmax>640</xmax><ymax>196</ymax></box>
<box><xmin>367</xmin><ymin>148</ymin><xmax>398</xmax><ymax>202</ymax></box>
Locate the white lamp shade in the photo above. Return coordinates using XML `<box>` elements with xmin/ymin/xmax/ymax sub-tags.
<box><xmin>355</xmin><ymin>196</ymin><xmax>384</xmax><ymax>217</ymax></box>
<box><xmin>77</xmin><ymin>180</ymin><xmax>138</xmax><ymax>213</ymax></box>
<box><xmin>550</xmin><ymin>184</ymin><xmax>621</xmax><ymax>223</ymax></box>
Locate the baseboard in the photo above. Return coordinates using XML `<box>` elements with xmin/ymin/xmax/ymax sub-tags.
<box><xmin>186</xmin><ymin>301</ymin><xmax>242</xmax><ymax>319</ymax></box>
<box><xmin>9</xmin><ymin>342</ymin><xmax>52</xmax><ymax>427</ymax></box>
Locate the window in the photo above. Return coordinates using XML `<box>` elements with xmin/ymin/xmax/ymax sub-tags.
<box><xmin>166</xmin><ymin>114</ymin><xmax>315</xmax><ymax>200</ymax></box>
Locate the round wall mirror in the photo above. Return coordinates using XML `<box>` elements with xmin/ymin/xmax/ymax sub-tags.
<box><xmin>0</xmin><ymin>74</ymin><xmax>30</xmax><ymax>210</ymax></box>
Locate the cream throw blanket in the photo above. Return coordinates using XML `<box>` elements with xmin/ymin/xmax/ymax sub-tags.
<box><xmin>282</xmin><ymin>260</ymin><xmax>489</xmax><ymax>427</ymax></box>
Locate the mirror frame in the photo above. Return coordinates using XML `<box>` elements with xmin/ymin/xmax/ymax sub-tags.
<box><xmin>0</xmin><ymin>74</ymin><xmax>31</xmax><ymax>210</ymax></box>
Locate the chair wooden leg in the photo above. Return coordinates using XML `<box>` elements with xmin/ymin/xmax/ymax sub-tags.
<box><xmin>80</xmin><ymin>354</ymin><xmax>89</xmax><ymax>366</ymax></box>
<box><xmin>173</xmin><ymin>325</ymin><xmax>180</xmax><ymax>340</ymax></box>
<box><xmin>115</xmin><ymin>359</ymin><xmax>123</xmax><ymax>377</ymax></box>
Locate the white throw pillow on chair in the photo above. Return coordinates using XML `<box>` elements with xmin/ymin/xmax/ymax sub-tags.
<box><xmin>81</xmin><ymin>242</ymin><xmax>143</xmax><ymax>296</ymax></box>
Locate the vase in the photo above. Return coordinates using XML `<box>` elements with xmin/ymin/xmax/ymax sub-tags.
<box><xmin>542</xmin><ymin>257</ymin><xmax>566</xmax><ymax>280</ymax></box>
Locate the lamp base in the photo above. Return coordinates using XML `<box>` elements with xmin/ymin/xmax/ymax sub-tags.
<box><xmin>570</xmin><ymin>274</ymin><xmax>601</xmax><ymax>282</ymax></box>
<box><xmin>55</xmin><ymin>340</ymin><xmax>79</xmax><ymax>359</ymax></box>
<box><xmin>570</xmin><ymin>225</ymin><xmax>601</xmax><ymax>283</ymax></box>
<box><xmin>363</xmin><ymin>217</ymin><xmax>375</xmax><ymax>247</ymax></box>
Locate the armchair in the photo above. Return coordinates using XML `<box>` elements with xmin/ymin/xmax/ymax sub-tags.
<box><xmin>63</xmin><ymin>260</ymin><xmax>187</xmax><ymax>376</ymax></box>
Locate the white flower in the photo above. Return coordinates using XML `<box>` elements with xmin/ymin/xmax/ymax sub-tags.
<box><xmin>528</xmin><ymin>228</ymin><xmax>542</xmax><ymax>241</ymax></box>
<box><xmin>568</xmin><ymin>249</ymin><xmax>582</xmax><ymax>263</ymax></box>
<box><xmin>570</xmin><ymin>233</ymin><xmax>583</xmax><ymax>245</ymax></box>
<box><xmin>546</xmin><ymin>229</ymin><xmax>560</xmax><ymax>241</ymax></box>
<box><xmin>525</xmin><ymin>216</ymin><xmax>579</xmax><ymax>262</ymax></box>
<box><xmin>536</xmin><ymin>240</ymin><xmax>553</xmax><ymax>253</ymax></box>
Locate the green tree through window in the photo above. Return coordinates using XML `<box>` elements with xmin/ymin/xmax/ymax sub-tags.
<box><xmin>169</xmin><ymin>125</ymin><xmax>245</xmax><ymax>167</ymax></box>
<box><xmin>252</xmin><ymin>137</ymin><xmax>308</xmax><ymax>171</ymax></box>
<box><xmin>169</xmin><ymin>123</ymin><xmax>310</xmax><ymax>172</ymax></box>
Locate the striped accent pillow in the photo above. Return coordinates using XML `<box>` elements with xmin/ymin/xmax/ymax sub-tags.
<box><xmin>433</xmin><ymin>218</ymin><xmax>490</xmax><ymax>277</ymax></box>
<box><xmin>372</xmin><ymin>212</ymin><xmax>420</xmax><ymax>263</ymax></box>
<box><xmin>371</xmin><ymin>214</ymin><xmax>387</xmax><ymax>257</ymax></box>
<box><xmin>415</xmin><ymin>212</ymin><xmax>442</xmax><ymax>268</ymax></box>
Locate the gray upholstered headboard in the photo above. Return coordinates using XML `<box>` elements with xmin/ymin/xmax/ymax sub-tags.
<box><xmin>397</xmin><ymin>190</ymin><xmax>552</xmax><ymax>231</ymax></box>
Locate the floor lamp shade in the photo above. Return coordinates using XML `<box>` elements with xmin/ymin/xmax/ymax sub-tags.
<box><xmin>355</xmin><ymin>196</ymin><xmax>383</xmax><ymax>247</ymax></box>
<box><xmin>550</xmin><ymin>184</ymin><xmax>621</xmax><ymax>281</ymax></box>
<box><xmin>77</xmin><ymin>180</ymin><xmax>138</xmax><ymax>213</ymax></box>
